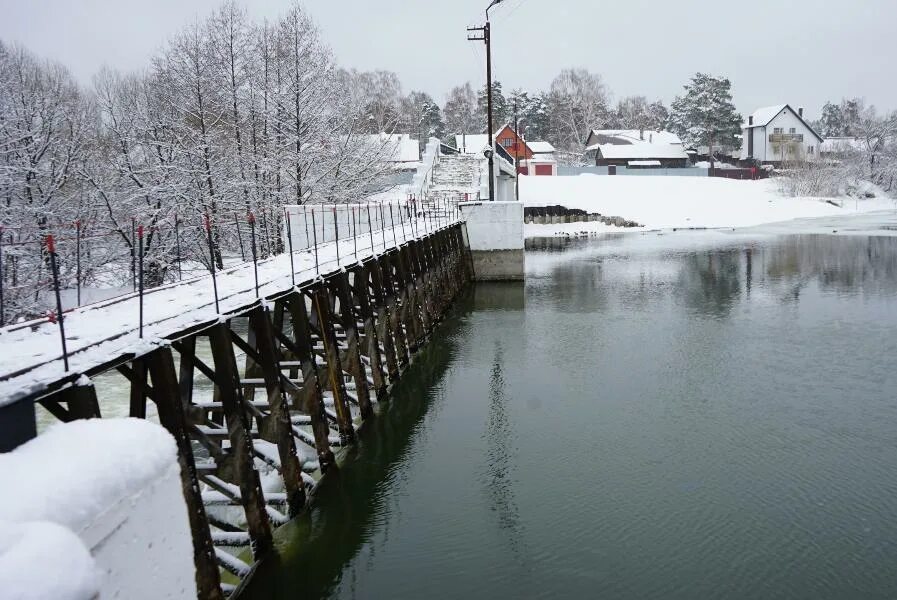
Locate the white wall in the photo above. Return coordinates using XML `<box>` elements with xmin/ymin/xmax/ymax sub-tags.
<box><xmin>0</xmin><ymin>418</ymin><xmax>196</xmax><ymax>599</ymax></box>
<box><xmin>459</xmin><ymin>201</ymin><xmax>523</xmax><ymax>251</ymax></box>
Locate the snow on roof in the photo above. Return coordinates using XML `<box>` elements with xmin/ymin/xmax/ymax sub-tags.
<box><xmin>743</xmin><ymin>105</ymin><xmax>787</xmax><ymax>129</ymax></box>
<box><xmin>455</xmin><ymin>134</ymin><xmax>489</xmax><ymax>154</ymax></box>
<box><xmin>527</xmin><ymin>141</ymin><xmax>556</xmax><ymax>154</ymax></box>
<box><xmin>587</xmin><ymin>141</ymin><xmax>689</xmax><ymax>160</ymax></box>
<box><xmin>628</xmin><ymin>160</ymin><xmax>662</xmax><ymax>166</ymax></box>
<box><xmin>589</xmin><ymin>129</ymin><xmax>683</xmax><ymax>146</ymax></box>
<box><xmin>373</xmin><ymin>133</ymin><xmax>420</xmax><ymax>162</ymax></box>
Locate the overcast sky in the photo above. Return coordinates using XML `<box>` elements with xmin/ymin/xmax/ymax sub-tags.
<box><xmin>1</xmin><ymin>0</ymin><xmax>895</xmax><ymax>120</ymax></box>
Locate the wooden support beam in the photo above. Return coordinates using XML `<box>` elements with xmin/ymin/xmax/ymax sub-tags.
<box><xmin>128</xmin><ymin>359</ymin><xmax>147</xmax><ymax>418</ymax></box>
<box><xmin>144</xmin><ymin>347</ymin><xmax>223</xmax><ymax>600</ymax></box>
<box><xmin>328</xmin><ymin>271</ymin><xmax>373</xmax><ymax>420</ymax></box>
<box><xmin>349</xmin><ymin>263</ymin><xmax>387</xmax><ymax>400</ymax></box>
<box><xmin>247</xmin><ymin>307</ymin><xmax>306</xmax><ymax>517</ymax></box>
<box><xmin>207</xmin><ymin>323</ymin><xmax>273</xmax><ymax>559</ymax></box>
<box><xmin>311</xmin><ymin>285</ymin><xmax>356</xmax><ymax>444</ymax></box>
<box><xmin>366</xmin><ymin>257</ymin><xmax>400</xmax><ymax>382</ymax></box>
<box><xmin>285</xmin><ymin>293</ymin><xmax>336</xmax><ymax>472</ymax></box>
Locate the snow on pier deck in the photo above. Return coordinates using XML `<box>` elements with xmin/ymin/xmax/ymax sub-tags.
<box><xmin>0</xmin><ymin>216</ymin><xmax>456</xmax><ymax>406</ymax></box>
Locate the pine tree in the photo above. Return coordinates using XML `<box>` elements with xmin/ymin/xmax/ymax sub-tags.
<box><xmin>475</xmin><ymin>81</ymin><xmax>508</xmax><ymax>133</ymax></box>
<box><xmin>668</xmin><ymin>73</ymin><xmax>741</xmax><ymax>158</ymax></box>
<box><xmin>443</xmin><ymin>82</ymin><xmax>478</xmax><ymax>140</ymax></box>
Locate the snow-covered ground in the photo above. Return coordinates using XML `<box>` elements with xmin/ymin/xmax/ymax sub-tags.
<box><xmin>521</xmin><ymin>175</ymin><xmax>897</xmax><ymax>231</ymax></box>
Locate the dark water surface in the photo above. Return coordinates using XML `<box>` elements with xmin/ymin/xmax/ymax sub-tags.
<box><xmin>247</xmin><ymin>233</ymin><xmax>897</xmax><ymax>600</ymax></box>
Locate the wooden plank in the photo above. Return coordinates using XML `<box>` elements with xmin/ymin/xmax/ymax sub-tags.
<box><xmin>247</xmin><ymin>307</ymin><xmax>306</xmax><ymax>517</ymax></box>
<box><xmin>311</xmin><ymin>285</ymin><xmax>356</xmax><ymax>444</ymax></box>
<box><xmin>329</xmin><ymin>271</ymin><xmax>373</xmax><ymax>419</ymax></box>
<box><xmin>144</xmin><ymin>347</ymin><xmax>224</xmax><ymax>600</ymax></box>
<box><xmin>285</xmin><ymin>292</ymin><xmax>337</xmax><ymax>472</ymax></box>
<box><xmin>128</xmin><ymin>359</ymin><xmax>147</xmax><ymax>418</ymax></box>
<box><xmin>350</xmin><ymin>262</ymin><xmax>387</xmax><ymax>399</ymax></box>
<box><xmin>207</xmin><ymin>323</ymin><xmax>273</xmax><ymax>559</ymax></box>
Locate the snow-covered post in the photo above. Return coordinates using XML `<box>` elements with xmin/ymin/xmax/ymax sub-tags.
<box><xmin>388</xmin><ymin>203</ymin><xmax>398</xmax><ymax>247</ymax></box>
<box><xmin>203</xmin><ymin>214</ymin><xmax>220</xmax><ymax>314</ymax></box>
<box><xmin>285</xmin><ymin>208</ymin><xmax>296</xmax><ymax>287</ymax></box>
<box><xmin>379</xmin><ymin>202</ymin><xmax>387</xmax><ymax>250</ymax></box>
<box><xmin>74</xmin><ymin>219</ymin><xmax>82</xmax><ymax>307</ymax></box>
<box><xmin>311</xmin><ymin>208</ymin><xmax>319</xmax><ymax>274</ymax></box>
<box><xmin>138</xmin><ymin>225</ymin><xmax>144</xmax><ymax>338</ymax></box>
<box><xmin>46</xmin><ymin>235</ymin><xmax>69</xmax><ymax>371</ymax></box>
<box><xmin>234</xmin><ymin>211</ymin><xmax>247</xmax><ymax>262</ymax></box>
<box><xmin>367</xmin><ymin>206</ymin><xmax>375</xmax><ymax>254</ymax></box>
<box><xmin>352</xmin><ymin>205</ymin><xmax>358</xmax><ymax>260</ymax></box>
<box><xmin>174</xmin><ymin>214</ymin><xmax>183</xmax><ymax>281</ymax></box>
<box><xmin>0</xmin><ymin>226</ymin><xmax>5</xmax><ymax>326</ymax></box>
<box><xmin>249</xmin><ymin>212</ymin><xmax>259</xmax><ymax>298</ymax></box>
<box><xmin>130</xmin><ymin>217</ymin><xmax>137</xmax><ymax>292</ymax></box>
<box><xmin>332</xmin><ymin>206</ymin><xmax>340</xmax><ymax>264</ymax></box>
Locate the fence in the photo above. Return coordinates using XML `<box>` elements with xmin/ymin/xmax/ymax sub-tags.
<box><xmin>557</xmin><ymin>166</ymin><xmax>710</xmax><ymax>177</ymax></box>
<box><xmin>283</xmin><ymin>202</ymin><xmax>419</xmax><ymax>252</ymax></box>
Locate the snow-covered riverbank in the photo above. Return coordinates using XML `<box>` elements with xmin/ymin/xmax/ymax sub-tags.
<box><xmin>521</xmin><ymin>175</ymin><xmax>897</xmax><ymax>235</ymax></box>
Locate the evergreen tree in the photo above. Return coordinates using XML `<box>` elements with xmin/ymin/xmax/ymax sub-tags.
<box><xmin>819</xmin><ymin>101</ymin><xmax>845</xmax><ymax>137</ymax></box>
<box><xmin>475</xmin><ymin>80</ymin><xmax>509</xmax><ymax>133</ymax></box>
<box><xmin>668</xmin><ymin>73</ymin><xmax>741</xmax><ymax>155</ymax></box>
<box><xmin>523</xmin><ymin>92</ymin><xmax>551</xmax><ymax>141</ymax></box>
<box><xmin>443</xmin><ymin>82</ymin><xmax>478</xmax><ymax>140</ymax></box>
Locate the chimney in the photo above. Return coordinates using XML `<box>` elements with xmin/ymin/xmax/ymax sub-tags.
<box><xmin>748</xmin><ymin>115</ymin><xmax>753</xmax><ymax>126</ymax></box>
<box><xmin>798</xmin><ymin>107</ymin><xmax>804</xmax><ymax>118</ymax></box>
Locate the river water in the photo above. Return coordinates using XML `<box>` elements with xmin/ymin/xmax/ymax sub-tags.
<box><xmin>247</xmin><ymin>232</ymin><xmax>897</xmax><ymax>599</ymax></box>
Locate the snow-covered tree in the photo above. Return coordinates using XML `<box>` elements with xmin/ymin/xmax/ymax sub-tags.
<box><xmin>442</xmin><ymin>82</ymin><xmax>478</xmax><ymax>140</ymax></box>
<box><xmin>546</xmin><ymin>68</ymin><xmax>611</xmax><ymax>151</ymax></box>
<box><xmin>668</xmin><ymin>72</ymin><xmax>741</xmax><ymax>161</ymax></box>
<box><xmin>475</xmin><ymin>80</ymin><xmax>509</xmax><ymax>133</ymax></box>
<box><xmin>400</xmin><ymin>91</ymin><xmax>444</xmax><ymax>144</ymax></box>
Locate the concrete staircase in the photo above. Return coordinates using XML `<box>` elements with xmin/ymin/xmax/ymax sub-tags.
<box><xmin>425</xmin><ymin>153</ymin><xmax>484</xmax><ymax>218</ymax></box>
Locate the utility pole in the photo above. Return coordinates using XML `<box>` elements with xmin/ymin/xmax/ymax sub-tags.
<box><xmin>467</xmin><ymin>22</ymin><xmax>494</xmax><ymax>201</ymax></box>
<box><xmin>514</xmin><ymin>99</ymin><xmax>520</xmax><ymax>201</ymax></box>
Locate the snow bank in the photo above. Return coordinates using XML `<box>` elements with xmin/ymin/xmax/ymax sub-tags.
<box><xmin>520</xmin><ymin>175</ymin><xmax>896</xmax><ymax>231</ymax></box>
<box><xmin>525</xmin><ymin>220</ymin><xmax>628</xmax><ymax>238</ymax></box>
<box><xmin>0</xmin><ymin>419</ymin><xmax>195</xmax><ymax>598</ymax></box>
<box><xmin>0</xmin><ymin>520</ymin><xmax>98</xmax><ymax>600</ymax></box>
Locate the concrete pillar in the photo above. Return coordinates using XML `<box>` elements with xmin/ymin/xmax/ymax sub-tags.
<box><xmin>459</xmin><ymin>201</ymin><xmax>524</xmax><ymax>281</ymax></box>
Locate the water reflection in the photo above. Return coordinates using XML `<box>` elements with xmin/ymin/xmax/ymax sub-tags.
<box><xmin>529</xmin><ymin>234</ymin><xmax>897</xmax><ymax>318</ymax></box>
<box><xmin>481</xmin><ymin>341</ymin><xmax>525</xmax><ymax>557</ymax></box>
<box><xmin>246</xmin><ymin>233</ymin><xmax>897</xmax><ymax>600</ymax></box>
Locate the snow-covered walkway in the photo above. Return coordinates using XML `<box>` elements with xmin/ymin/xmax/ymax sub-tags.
<box><xmin>0</xmin><ymin>216</ymin><xmax>456</xmax><ymax>406</ymax></box>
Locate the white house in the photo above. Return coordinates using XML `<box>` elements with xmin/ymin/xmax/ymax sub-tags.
<box><xmin>740</xmin><ymin>105</ymin><xmax>824</xmax><ymax>164</ymax></box>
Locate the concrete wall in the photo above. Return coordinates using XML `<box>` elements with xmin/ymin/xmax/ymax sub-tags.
<box><xmin>459</xmin><ymin>201</ymin><xmax>524</xmax><ymax>281</ymax></box>
<box><xmin>0</xmin><ymin>417</ymin><xmax>196</xmax><ymax>599</ymax></box>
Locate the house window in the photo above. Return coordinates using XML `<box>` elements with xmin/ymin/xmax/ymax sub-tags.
<box><xmin>773</xmin><ymin>127</ymin><xmax>783</xmax><ymax>134</ymax></box>
<box><xmin>789</xmin><ymin>127</ymin><xmax>796</xmax><ymax>134</ymax></box>
<box><xmin>501</xmin><ymin>138</ymin><xmax>513</xmax><ymax>148</ymax></box>
<box><xmin>808</xmin><ymin>145</ymin><xmax>815</xmax><ymax>155</ymax></box>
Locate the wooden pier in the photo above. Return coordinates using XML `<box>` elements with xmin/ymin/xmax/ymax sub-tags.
<box><xmin>8</xmin><ymin>223</ymin><xmax>471</xmax><ymax>598</ymax></box>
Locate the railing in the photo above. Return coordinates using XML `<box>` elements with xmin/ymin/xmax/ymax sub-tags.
<box><xmin>769</xmin><ymin>133</ymin><xmax>804</xmax><ymax>143</ymax></box>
